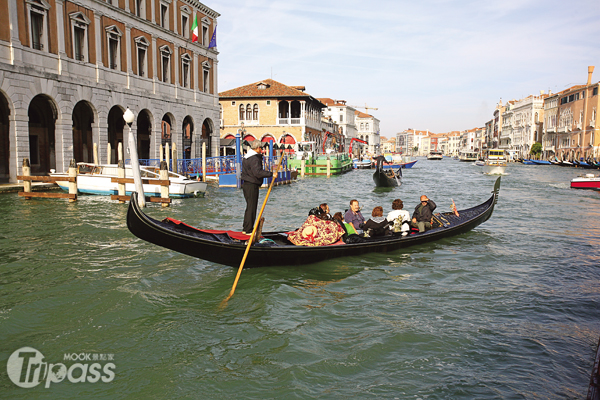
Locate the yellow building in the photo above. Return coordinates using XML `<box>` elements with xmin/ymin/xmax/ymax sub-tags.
<box><xmin>219</xmin><ymin>79</ymin><xmax>326</xmax><ymax>147</ymax></box>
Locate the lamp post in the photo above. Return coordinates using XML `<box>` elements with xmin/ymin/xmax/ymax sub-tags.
<box><xmin>124</xmin><ymin>107</ymin><xmax>145</xmax><ymax>207</ymax></box>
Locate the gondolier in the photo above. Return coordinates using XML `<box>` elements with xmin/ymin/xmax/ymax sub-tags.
<box><xmin>241</xmin><ymin>140</ymin><xmax>278</xmax><ymax>234</ymax></box>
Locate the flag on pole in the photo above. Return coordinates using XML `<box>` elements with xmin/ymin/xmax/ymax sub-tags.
<box><xmin>191</xmin><ymin>15</ymin><xmax>198</xmax><ymax>43</ymax></box>
<box><xmin>208</xmin><ymin>24</ymin><xmax>217</xmax><ymax>49</ymax></box>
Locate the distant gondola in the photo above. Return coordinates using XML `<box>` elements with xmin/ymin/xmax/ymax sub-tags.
<box><xmin>126</xmin><ymin>178</ymin><xmax>501</xmax><ymax>268</ymax></box>
<box><xmin>372</xmin><ymin>155</ymin><xmax>402</xmax><ymax>187</ymax></box>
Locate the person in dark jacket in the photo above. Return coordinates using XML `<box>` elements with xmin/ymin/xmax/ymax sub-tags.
<box><xmin>241</xmin><ymin>140</ymin><xmax>277</xmax><ymax>234</ymax></box>
<box><xmin>411</xmin><ymin>195</ymin><xmax>436</xmax><ymax>232</ymax></box>
<box><xmin>363</xmin><ymin>206</ymin><xmax>391</xmax><ymax>237</ymax></box>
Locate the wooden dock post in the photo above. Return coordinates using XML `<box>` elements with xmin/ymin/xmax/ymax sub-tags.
<box><xmin>172</xmin><ymin>142</ymin><xmax>178</xmax><ymax>174</ymax></box>
<box><xmin>117</xmin><ymin>160</ymin><xmax>126</xmax><ymax>203</ymax></box>
<box><xmin>18</xmin><ymin>157</ymin><xmax>76</xmax><ymax>201</ymax></box>
<box><xmin>117</xmin><ymin>142</ymin><xmax>125</xmax><ymax>202</ymax></box>
<box><xmin>202</xmin><ymin>142</ymin><xmax>207</xmax><ymax>182</ymax></box>
<box><xmin>22</xmin><ymin>158</ymin><xmax>32</xmax><ymax>197</ymax></box>
<box><xmin>93</xmin><ymin>143</ymin><xmax>98</xmax><ymax>165</ymax></box>
<box><xmin>159</xmin><ymin>160</ymin><xmax>170</xmax><ymax>208</ymax></box>
<box><xmin>68</xmin><ymin>159</ymin><xmax>77</xmax><ymax>202</ymax></box>
<box><xmin>165</xmin><ymin>142</ymin><xmax>170</xmax><ymax>171</ymax></box>
<box><xmin>159</xmin><ymin>144</ymin><xmax>163</xmax><ymax>162</ymax></box>
<box><xmin>107</xmin><ymin>142</ymin><xmax>112</xmax><ymax>164</ymax></box>
<box><xmin>326</xmin><ymin>156</ymin><xmax>331</xmax><ymax>178</ymax></box>
<box><xmin>301</xmin><ymin>156</ymin><xmax>305</xmax><ymax>178</ymax></box>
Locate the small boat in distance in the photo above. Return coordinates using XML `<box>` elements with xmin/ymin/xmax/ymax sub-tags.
<box><xmin>427</xmin><ymin>150</ymin><xmax>443</xmax><ymax>160</ymax></box>
<box><xmin>51</xmin><ymin>162</ymin><xmax>207</xmax><ymax>198</ymax></box>
<box><xmin>483</xmin><ymin>149</ymin><xmax>507</xmax><ymax>175</ymax></box>
<box><xmin>459</xmin><ymin>151</ymin><xmax>479</xmax><ymax>162</ymax></box>
<box><xmin>571</xmin><ymin>173</ymin><xmax>600</xmax><ymax>190</ymax></box>
<box><xmin>373</xmin><ymin>156</ymin><xmax>401</xmax><ymax>187</ymax></box>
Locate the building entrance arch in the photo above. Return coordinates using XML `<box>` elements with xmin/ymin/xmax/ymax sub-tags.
<box><xmin>107</xmin><ymin>106</ymin><xmax>125</xmax><ymax>163</ymax></box>
<box><xmin>28</xmin><ymin>95</ymin><xmax>58</xmax><ymax>174</ymax></box>
<box><xmin>72</xmin><ymin>101</ymin><xmax>95</xmax><ymax>163</ymax></box>
<box><xmin>0</xmin><ymin>93</ymin><xmax>9</xmax><ymax>182</ymax></box>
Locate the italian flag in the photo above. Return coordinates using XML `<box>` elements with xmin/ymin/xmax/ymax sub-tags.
<box><xmin>191</xmin><ymin>15</ymin><xmax>198</xmax><ymax>42</ymax></box>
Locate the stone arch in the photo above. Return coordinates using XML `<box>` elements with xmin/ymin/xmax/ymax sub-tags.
<box><xmin>161</xmin><ymin>113</ymin><xmax>175</xmax><ymax>160</ymax></box>
<box><xmin>72</xmin><ymin>100</ymin><xmax>95</xmax><ymax>163</ymax></box>
<box><xmin>201</xmin><ymin>118</ymin><xmax>214</xmax><ymax>156</ymax></box>
<box><xmin>137</xmin><ymin>109</ymin><xmax>152</xmax><ymax>160</ymax></box>
<box><xmin>107</xmin><ymin>105</ymin><xmax>125</xmax><ymax>164</ymax></box>
<box><xmin>0</xmin><ymin>91</ymin><xmax>11</xmax><ymax>182</ymax></box>
<box><xmin>28</xmin><ymin>94</ymin><xmax>59</xmax><ymax>174</ymax></box>
<box><xmin>182</xmin><ymin>115</ymin><xmax>194</xmax><ymax>159</ymax></box>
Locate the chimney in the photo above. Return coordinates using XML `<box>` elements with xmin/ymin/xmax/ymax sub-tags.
<box><xmin>587</xmin><ymin>66</ymin><xmax>595</xmax><ymax>86</ymax></box>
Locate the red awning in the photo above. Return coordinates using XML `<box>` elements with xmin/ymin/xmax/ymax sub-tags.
<box><xmin>243</xmin><ymin>134</ymin><xmax>256</xmax><ymax>141</ymax></box>
<box><xmin>280</xmin><ymin>135</ymin><xmax>296</xmax><ymax>144</ymax></box>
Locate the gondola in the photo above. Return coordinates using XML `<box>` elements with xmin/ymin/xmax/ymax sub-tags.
<box><xmin>126</xmin><ymin>178</ymin><xmax>501</xmax><ymax>268</ymax></box>
<box><xmin>372</xmin><ymin>155</ymin><xmax>402</xmax><ymax>187</ymax></box>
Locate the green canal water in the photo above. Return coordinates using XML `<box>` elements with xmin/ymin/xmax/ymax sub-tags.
<box><xmin>1</xmin><ymin>159</ymin><xmax>599</xmax><ymax>399</ymax></box>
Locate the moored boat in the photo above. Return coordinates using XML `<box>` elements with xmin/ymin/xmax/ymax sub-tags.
<box><xmin>571</xmin><ymin>173</ymin><xmax>600</xmax><ymax>190</ymax></box>
<box><xmin>126</xmin><ymin>178</ymin><xmax>501</xmax><ymax>268</ymax></box>
<box><xmin>51</xmin><ymin>162</ymin><xmax>207</xmax><ymax>198</ymax></box>
<box><xmin>531</xmin><ymin>160</ymin><xmax>552</xmax><ymax>165</ymax></box>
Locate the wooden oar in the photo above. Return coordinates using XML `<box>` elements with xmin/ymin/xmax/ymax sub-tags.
<box><xmin>222</xmin><ymin>155</ymin><xmax>285</xmax><ymax>304</ymax></box>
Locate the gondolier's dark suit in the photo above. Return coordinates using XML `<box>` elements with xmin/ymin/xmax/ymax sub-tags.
<box><xmin>241</xmin><ymin>150</ymin><xmax>274</xmax><ymax>233</ymax></box>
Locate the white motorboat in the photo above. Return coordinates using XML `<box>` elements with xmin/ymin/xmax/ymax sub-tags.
<box><xmin>571</xmin><ymin>173</ymin><xmax>600</xmax><ymax>190</ymax></box>
<box><xmin>459</xmin><ymin>151</ymin><xmax>479</xmax><ymax>162</ymax></box>
<box><xmin>482</xmin><ymin>149</ymin><xmax>507</xmax><ymax>175</ymax></box>
<box><xmin>427</xmin><ymin>151</ymin><xmax>443</xmax><ymax>160</ymax></box>
<box><xmin>50</xmin><ymin>163</ymin><xmax>207</xmax><ymax>198</ymax></box>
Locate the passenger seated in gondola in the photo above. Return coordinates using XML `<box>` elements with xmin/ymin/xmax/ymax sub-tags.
<box><xmin>308</xmin><ymin>203</ymin><xmax>332</xmax><ymax>220</ymax></box>
<box><xmin>386</xmin><ymin>199</ymin><xmax>411</xmax><ymax>236</ymax></box>
<box><xmin>288</xmin><ymin>210</ymin><xmax>345</xmax><ymax>246</ymax></box>
<box><xmin>362</xmin><ymin>206</ymin><xmax>392</xmax><ymax>237</ymax></box>
<box><xmin>344</xmin><ymin>199</ymin><xmax>365</xmax><ymax>234</ymax></box>
<box><xmin>411</xmin><ymin>195</ymin><xmax>437</xmax><ymax>232</ymax></box>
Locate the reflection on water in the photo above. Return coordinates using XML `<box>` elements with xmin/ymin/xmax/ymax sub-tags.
<box><xmin>1</xmin><ymin>161</ymin><xmax>600</xmax><ymax>399</ymax></box>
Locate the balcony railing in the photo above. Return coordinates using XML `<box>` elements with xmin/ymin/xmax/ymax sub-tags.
<box><xmin>277</xmin><ymin>118</ymin><xmax>302</xmax><ymax>125</ymax></box>
<box><xmin>32</xmin><ymin>42</ymin><xmax>44</xmax><ymax>51</ymax></box>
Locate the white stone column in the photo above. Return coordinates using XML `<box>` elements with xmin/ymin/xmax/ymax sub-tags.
<box><xmin>193</xmin><ymin>51</ymin><xmax>198</xmax><ymax>102</ymax></box>
<box><xmin>55</xmin><ymin>0</ymin><xmax>66</xmax><ymax>74</ymax></box>
<box><xmin>7</xmin><ymin>0</ymin><xmax>21</xmax><ymax>65</ymax></box>
<box><xmin>125</xmin><ymin>25</ymin><xmax>132</xmax><ymax>89</ymax></box>
<box><xmin>13</xmin><ymin>111</ymin><xmax>29</xmax><ymax>179</ymax></box>
<box><xmin>173</xmin><ymin>0</ymin><xmax>178</xmax><ymax>35</ymax></box>
<box><xmin>55</xmin><ymin>113</ymin><xmax>72</xmax><ymax>172</ymax></box>
<box><xmin>98</xmin><ymin>119</ymin><xmax>109</xmax><ymax>164</ymax></box>
<box><xmin>151</xmin><ymin>37</ymin><xmax>157</xmax><ymax>94</ymax></box>
<box><xmin>174</xmin><ymin>44</ymin><xmax>179</xmax><ymax>98</ymax></box>
<box><xmin>95</xmin><ymin>13</ymin><xmax>103</xmax><ymax>82</ymax></box>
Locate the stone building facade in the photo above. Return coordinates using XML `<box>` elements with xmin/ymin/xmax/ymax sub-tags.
<box><xmin>0</xmin><ymin>0</ymin><xmax>219</xmax><ymax>183</ymax></box>
<box><xmin>219</xmin><ymin>79</ymin><xmax>327</xmax><ymax>148</ymax></box>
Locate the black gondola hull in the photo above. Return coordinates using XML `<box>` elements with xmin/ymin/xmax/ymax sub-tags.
<box><xmin>127</xmin><ymin>178</ymin><xmax>501</xmax><ymax>268</ymax></box>
<box><xmin>373</xmin><ymin>170</ymin><xmax>399</xmax><ymax>187</ymax></box>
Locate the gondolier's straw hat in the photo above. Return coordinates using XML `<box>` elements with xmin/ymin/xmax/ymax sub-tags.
<box><xmin>251</xmin><ymin>140</ymin><xmax>263</xmax><ymax>149</ymax></box>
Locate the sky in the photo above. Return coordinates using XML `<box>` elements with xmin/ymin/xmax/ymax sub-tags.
<box><xmin>213</xmin><ymin>0</ymin><xmax>600</xmax><ymax>138</ymax></box>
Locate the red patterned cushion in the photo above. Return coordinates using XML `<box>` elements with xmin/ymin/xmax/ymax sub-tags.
<box><xmin>287</xmin><ymin>216</ymin><xmax>345</xmax><ymax>246</ymax></box>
